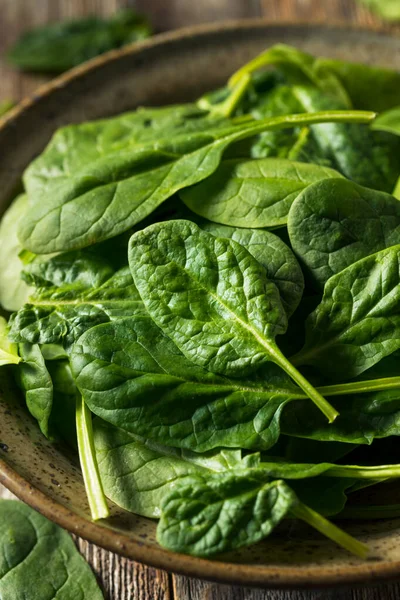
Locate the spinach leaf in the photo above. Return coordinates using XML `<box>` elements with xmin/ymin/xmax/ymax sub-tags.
<box><xmin>94</xmin><ymin>418</ymin><xmax>245</xmax><ymax>517</ymax></box>
<box><xmin>0</xmin><ymin>499</ymin><xmax>103</xmax><ymax>599</ymax></box>
<box><xmin>0</xmin><ymin>195</ymin><xmax>33</xmax><ymax>311</ymax></box>
<box><xmin>288</xmin><ymin>178</ymin><xmax>400</xmax><ymax>288</ymax></box>
<box><xmin>371</xmin><ymin>106</ymin><xmax>400</xmax><ymax>136</ymax></box>
<box><xmin>180</xmin><ymin>157</ymin><xmax>341</xmax><ymax>229</ymax></box>
<box><xmin>71</xmin><ymin>316</ymin><xmax>303</xmax><ymax>452</ymax></box>
<box><xmin>157</xmin><ymin>470</ymin><xmax>367</xmax><ymax>558</ymax></box>
<box><xmin>19</xmin><ymin>110</ymin><xmax>374</xmax><ymax>254</ymax></box>
<box><xmin>8</xmin><ymin>263</ymin><xmax>145</xmax><ymax>347</ymax></box>
<box><xmin>312</xmin><ymin>60</ymin><xmax>400</xmax><ymax>112</ymax></box>
<box><xmin>0</xmin><ymin>316</ymin><xmax>20</xmax><ymax>366</ymax></box>
<box><xmin>95</xmin><ymin>420</ymin><xmax>385</xmax><ymax>524</ymax></box>
<box><xmin>229</xmin><ymin>44</ymin><xmax>352</xmax><ymax>108</ymax></box>
<box><xmin>7</xmin><ymin>8</ymin><xmax>151</xmax><ymax>73</ymax></box>
<box><xmin>16</xmin><ymin>343</ymin><xmax>53</xmax><ymax>438</ymax></box>
<box><xmin>292</xmin><ymin>85</ymin><xmax>400</xmax><ymax>193</ymax></box>
<box><xmin>203</xmin><ymin>223</ymin><xmax>304</xmax><ymax>317</ymax></box>
<box><xmin>292</xmin><ymin>245</ymin><xmax>400</xmax><ymax>380</ymax></box>
<box><xmin>281</xmin><ymin>388</ymin><xmax>400</xmax><ymax>446</ymax></box>
<box><xmin>128</xmin><ymin>219</ymin><xmax>338</xmax><ymax>422</ymax></box>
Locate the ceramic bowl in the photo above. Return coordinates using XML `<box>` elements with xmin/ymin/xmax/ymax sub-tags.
<box><xmin>1</xmin><ymin>22</ymin><xmax>400</xmax><ymax>588</ymax></box>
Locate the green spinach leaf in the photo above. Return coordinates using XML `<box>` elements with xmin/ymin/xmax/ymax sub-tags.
<box><xmin>157</xmin><ymin>470</ymin><xmax>367</xmax><ymax>558</ymax></box>
<box><xmin>94</xmin><ymin>418</ymin><xmax>245</xmax><ymax>517</ymax></box>
<box><xmin>16</xmin><ymin>343</ymin><xmax>53</xmax><ymax>438</ymax></box>
<box><xmin>0</xmin><ymin>499</ymin><xmax>103</xmax><ymax>599</ymax></box>
<box><xmin>71</xmin><ymin>316</ymin><xmax>303</xmax><ymax>452</ymax></box>
<box><xmin>281</xmin><ymin>388</ymin><xmax>400</xmax><ymax>446</ymax></box>
<box><xmin>0</xmin><ymin>195</ymin><xmax>33</xmax><ymax>311</ymax></box>
<box><xmin>292</xmin><ymin>245</ymin><xmax>400</xmax><ymax>380</ymax></box>
<box><xmin>128</xmin><ymin>219</ymin><xmax>338</xmax><ymax>422</ymax></box>
<box><xmin>19</xmin><ymin>110</ymin><xmax>374</xmax><ymax>254</ymax></box>
<box><xmin>181</xmin><ymin>157</ymin><xmax>341</xmax><ymax>229</ymax></box>
<box><xmin>288</xmin><ymin>178</ymin><xmax>400</xmax><ymax>288</ymax></box>
<box><xmin>7</xmin><ymin>8</ymin><xmax>151</xmax><ymax>73</ymax></box>
<box><xmin>8</xmin><ymin>262</ymin><xmax>145</xmax><ymax>347</ymax></box>
<box><xmin>203</xmin><ymin>223</ymin><xmax>304</xmax><ymax>317</ymax></box>
<box><xmin>0</xmin><ymin>316</ymin><xmax>20</xmax><ymax>366</ymax></box>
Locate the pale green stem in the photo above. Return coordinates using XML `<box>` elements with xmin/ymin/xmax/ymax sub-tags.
<box><xmin>292</xmin><ymin>502</ymin><xmax>369</xmax><ymax>559</ymax></box>
<box><xmin>270</xmin><ymin>345</ymin><xmax>338</xmax><ymax>423</ymax></box>
<box><xmin>76</xmin><ymin>396</ymin><xmax>109</xmax><ymax>521</ymax></box>
<box><xmin>209</xmin><ymin>74</ymin><xmax>252</xmax><ymax>118</ymax></box>
<box><xmin>318</xmin><ymin>377</ymin><xmax>400</xmax><ymax>397</ymax></box>
<box><xmin>228</xmin><ymin>51</ymin><xmax>281</xmax><ymax>89</ymax></box>
<box><xmin>328</xmin><ymin>464</ymin><xmax>400</xmax><ymax>479</ymax></box>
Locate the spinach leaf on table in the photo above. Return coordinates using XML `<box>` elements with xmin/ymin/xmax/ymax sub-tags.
<box><xmin>19</xmin><ymin>110</ymin><xmax>374</xmax><ymax>254</ymax></box>
<box><xmin>203</xmin><ymin>223</ymin><xmax>304</xmax><ymax>317</ymax></box>
<box><xmin>71</xmin><ymin>316</ymin><xmax>303</xmax><ymax>452</ymax></box>
<box><xmin>0</xmin><ymin>195</ymin><xmax>34</xmax><ymax>311</ymax></box>
<box><xmin>128</xmin><ymin>219</ymin><xmax>338</xmax><ymax>422</ymax></box>
<box><xmin>292</xmin><ymin>245</ymin><xmax>400</xmax><ymax>380</ymax></box>
<box><xmin>7</xmin><ymin>8</ymin><xmax>151</xmax><ymax>73</ymax></box>
<box><xmin>180</xmin><ymin>157</ymin><xmax>341</xmax><ymax>229</ymax></box>
<box><xmin>0</xmin><ymin>499</ymin><xmax>103</xmax><ymax>599</ymax></box>
<box><xmin>288</xmin><ymin>178</ymin><xmax>400</xmax><ymax>288</ymax></box>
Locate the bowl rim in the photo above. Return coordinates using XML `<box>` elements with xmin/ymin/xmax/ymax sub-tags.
<box><xmin>2</xmin><ymin>19</ymin><xmax>400</xmax><ymax>589</ymax></box>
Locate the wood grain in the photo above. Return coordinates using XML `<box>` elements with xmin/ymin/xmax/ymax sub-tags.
<box><xmin>1</xmin><ymin>1</ymin><xmax>400</xmax><ymax>598</ymax></box>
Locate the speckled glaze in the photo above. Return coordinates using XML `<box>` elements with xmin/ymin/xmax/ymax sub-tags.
<box><xmin>1</xmin><ymin>22</ymin><xmax>400</xmax><ymax>589</ymax></box>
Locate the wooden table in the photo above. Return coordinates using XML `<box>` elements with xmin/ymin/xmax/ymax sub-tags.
<box><xmin>1</xmin><ymin>1</ymin><xmax>400</xmax><ymax>598</ymax></box>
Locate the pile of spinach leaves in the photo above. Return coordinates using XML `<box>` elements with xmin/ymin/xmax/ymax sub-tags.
<box><xmin>2</xmin><ymin>43</ymin><xmax>400</xmax><ymax>561</ymax></box>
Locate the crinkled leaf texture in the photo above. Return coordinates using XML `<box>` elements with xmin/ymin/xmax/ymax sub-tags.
<box><xmin>128</xmin><ymin>219</ymin><xmax>337</xmax><ymax>421</ymax></box>
<box><xmin>71</xmin><ymin>316</ymin><xmax>302</xmax><ymax>452</ymax></box>
<box><xmin>0</xmin><ymin>499</ymin><xmax>103</xmax><ymax>599</ymax></box>
<box><xmin>9</xmin><ymin>255</ymin><xmax>144</xmax><ymax>346</ymax></box>
<box><xmin>293</xmin><ymin>245</ymin><xmax>400</xmax><ymax>380</ymax></box>
<box><xmin>288</xmin><ymin>178</ymin><xmax>400</xmax><ymax>288</ymax></box>
<box><xmin>203</xmin><ymin>223</ymin><xmax>304</xmax><ymax>317</ymax></box>
<box><xmin>157</xmin><ymin>471</ymin><xmax>297</xmax><ymax>556</ymax></box>
<box><xmin>129</xmin><ymin>219</ymin><xmax>288</xmax><ymax>376</ymax></box>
